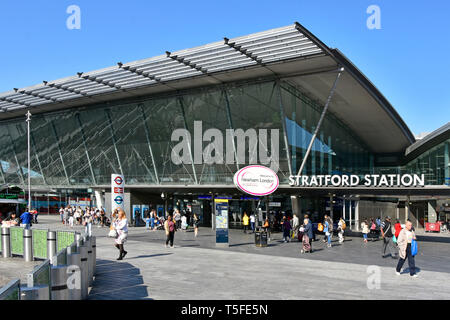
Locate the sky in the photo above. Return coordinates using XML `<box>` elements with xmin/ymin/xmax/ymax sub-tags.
<box><xmin>0</xmin><ymin>0</ymin><xmax>449</xmax><ymax>136</ymax></box>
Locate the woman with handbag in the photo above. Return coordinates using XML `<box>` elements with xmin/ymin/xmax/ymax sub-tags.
<box><xmin>396</xmin><ymin>219</ymin><xmax>418</xmax><ymax>277</ymax></box>
<box><xmin>164</xmin><ymin>215</ymin><xmax>176</xmax><ymax>248</ymax></box>
<box><xmin>113</xmin><ymin>209</ymin><xmax>128</xmax><ymax>260</ymax></box>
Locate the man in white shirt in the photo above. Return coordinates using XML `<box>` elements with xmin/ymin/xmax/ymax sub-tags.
<box><xmin>250</xmin><ymin>214</ymin><xmax>256</xmax><ymax>233</ymax></box>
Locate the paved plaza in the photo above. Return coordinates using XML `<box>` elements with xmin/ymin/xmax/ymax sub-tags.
<box><xmin>29</xmin><ymin>215</ymin><xmax>450</xmax><ymax>300</ymax></box>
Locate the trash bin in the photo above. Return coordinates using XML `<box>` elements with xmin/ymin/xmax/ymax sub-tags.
<box><xmin>255</xmin><ymin>231</ymin><xmax>268</xmax><ymax>247</ymax></box>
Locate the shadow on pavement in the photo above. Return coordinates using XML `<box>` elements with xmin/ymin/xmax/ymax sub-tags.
<box><xmin>127</xmin><ymin>253</ymin><xmax>173</xmax><ymax>260</ymax></box>
<box><xmin>88</xmin><ymin>259</ymin><xmax>150</xmax><ymax>300</ymax></box>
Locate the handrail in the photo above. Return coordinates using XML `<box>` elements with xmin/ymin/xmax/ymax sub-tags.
<box><xmin>0</xmin><ymin>279</ymin><xmax>20</xmax><ymax>300</ymax></box>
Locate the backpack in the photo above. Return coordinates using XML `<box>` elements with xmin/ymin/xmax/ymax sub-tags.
<box><xmin>341</xmin><ymin>220</ymin><xmax>346</xmax><ymax>230</ymax></box>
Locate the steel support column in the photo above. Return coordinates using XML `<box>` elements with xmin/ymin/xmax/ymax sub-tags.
<box><xmin>223</xmin><ymin>89</ymin><xmax>240</xmax><ymax>172</ymax></box>
<box><xmin>50</xmin><ymin>120</ymin><xmax>70</xmax><ymax>185</ymax></box>
<box><xmin>104</xmin><ymin>109</ymin><xmax>124</xmax><ymax>177</ymax></box>
<box><xmin>75</xmin><ymin>113</ymin><xmax>97</xmax><ymax>185</ymax></box>
<box><xmin>139</xmin><ymin>104</ymin><xmax>160</xmax><ymax>184</ymax></box>
<box><xmin>5</xmin><ymin>126</ymin><xmax>25</xmax><ymax>186</ymax></box>
<box><xmin>276</xmin><ymin>81</ymin><xmax>293</xmax><ymax>176</ymax></box>
<box><xmin>29</xmin><ymin>130</ymin><xmax>47</xmax><ymax>185</ymax></box>
<box><xmin>297</xmin><ymin>68</ymin><xmax>344</xmax><ymax>176</ymax></box>
<box><xmin>178</xmin><ymin>97</ymin><xmax>198</xmax><ymax>184</ymax></box>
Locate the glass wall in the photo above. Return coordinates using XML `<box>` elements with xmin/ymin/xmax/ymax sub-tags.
<box><xmin>0</xmin><ymin>78</ymin><xmax>398</xmax><ymax>188</ymax></box>
<box><xmin>402</xmin><ymin>139</ymin><xmax>450</xmax><ymax>185</ymax></box>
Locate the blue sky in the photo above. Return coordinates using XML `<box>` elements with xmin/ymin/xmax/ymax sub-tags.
<box><xmin>0</xmin><ymin>0</ymin><xmax>448</xmax><ymax>135</ymax></box>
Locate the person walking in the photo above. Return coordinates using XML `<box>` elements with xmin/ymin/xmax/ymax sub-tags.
<box><xmin>282</xmin><ymin>216</ymin><xmax>291</xmax><ymax>243</ymax></box>
<box><xmin>20</xmin><ymin>209</ymin><xmax>33</xmax><ymax>230</ymax></box>
<box><xmin>174</xmin><ymin>209</ymin><xmax>181</xmax><ymax>230</ymax></box>
<box><xmin>396</xmin><ymin>220</ymin><xmax>418</xmax><ymax>277</ymax></box>
<box><xmin>322</xmin><ymin>215</ymin><xmax>329</xmax><ymax>243</ymax></box>
<box><xmin>83</xmin><ymin>210</ymin><xmax>93</xmax><ymax>236</ymax></box>
<box><xmin>63</xmin><ymin>207</ymin><xmax>69</xmax><ymax>225</ymax></box>
<box><xmin>291</xmin><ymin>214</ymin><xmax>300</xmax><ymax>241</ymax></box>
<box><xmin>381</xmin><ymin>216</ymin><xmax>397</xmax><ymax>259</ymax></box>
<box><xmin>164</xmin><ymin>215</ymin><xmax>176</xmax><ymax>248</ymax></box>
<box><xmin>59</xmin><ymin>207</ymin><xmax>64</xmax><ymax>223</ymax></box>
<box><xmin>250</xmin><ymin>213</ymin><xmax>256</xmax><ymax>233</ymax></box>
<box><xmin>361</xmin><ymin>220</ymin><xmax>369</xmax><ymax>243</ymax></box>
<box><xmin>113</xmin><ymin>209</ymin><xmax>128</xmax><ymax>260</ymax></box>
<box><xmin>302</xmin><ymin>218</ymin><xmax>314</xmax><ymax>253</ymax></box>
<box><xmin>394</xmin><ymin>219</ymin><xmax>402</xmax><ymax>239</ymax></box>
<box><xmin>242</xmin><ymin>212</ymin><xmax>249</xmax><ymax>233</ymax></box>
<box><xmin>337</xmin><ymin>217</ymin><xmax>346</xmax><ymax>243</ymax></box>
<box><xmin>68</xmin><ymin>209</ymin><xmax>74</xmax><ymax>228</ymax></box>
<box><xmin>324</xmin><ymin>215</ymin><xmax>332</xmax><ymax>248</ymax></box>
<box><xmin>193</xmin><ymin>213</ymin><xmax>200</xmax><ymax>237</ymax></box>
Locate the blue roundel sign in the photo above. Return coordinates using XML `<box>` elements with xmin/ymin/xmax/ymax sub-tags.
<box><xmin>114</xmin><ymin>196</ymin><xmax>123</xmax><ymax>205</ymax></box>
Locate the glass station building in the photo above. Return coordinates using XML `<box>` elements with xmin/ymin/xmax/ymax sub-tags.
<box><xmin>0</xmin><ymin>23</ymin><xmax>448</xmax><ymax>229</ymax></box>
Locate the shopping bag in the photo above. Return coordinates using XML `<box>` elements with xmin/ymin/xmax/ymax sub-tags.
<box><xmin>108</xmin><ymin>229</ymin><xmax>118</xmax><ymax>238</ymax></box>
<box><xmin>392</xmin><ymin>235</ymin><xmax>397</xmax><ymax>243</ymax></box>
<box><xmin>411</xmin><ymin>239</ymin><xmax>418</xmax><ymax>256</ymax></box>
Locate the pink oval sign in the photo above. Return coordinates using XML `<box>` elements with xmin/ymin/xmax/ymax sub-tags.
<box><xmin>233</xmin><ymin>165</ymin><xmax>279</xmax><ymax>196</ymax></box>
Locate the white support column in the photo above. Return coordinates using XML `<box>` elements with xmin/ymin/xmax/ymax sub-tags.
<box><xmin>95</xmin><ymin>190</ymin><xmax>103</xmax><ymax>209</ymax></box>
<box><xmin>355</xmin><ymin>200</ymin><xmax>360</xmax><ymax>231</ymax></box>
<box><xmin>343</xmin><ymin>199</ymin><xmax>346</xmax><ymax>221</ymax></box>
<box><xmin>349</xmin><ymin>200</ymin><xmax>353</xmax><ymax>230</ymax></box>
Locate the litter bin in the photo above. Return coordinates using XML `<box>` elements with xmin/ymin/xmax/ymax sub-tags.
<box><xmin>255</xmin><ymin>231</ymin><xmax>268</xmax><ymax>247</ymax></box>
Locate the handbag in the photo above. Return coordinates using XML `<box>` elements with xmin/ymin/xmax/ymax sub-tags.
<box><xmin>108</xmin><ymin>229</ymin><xmax>118</xmax><ymax>238</ymax></box>
<box><xmin>392</xmin><ymin>235</ymin><xmax>397</xmax><ymax>243</ymax></box>
<box><xmin>411</xmin><ymin>239</ymin><xmax>418</xmax><ymax>256</ymax></box>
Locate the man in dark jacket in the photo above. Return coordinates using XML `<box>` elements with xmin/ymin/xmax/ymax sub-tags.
<box><xmin>381</xmin><ymin>216</ymin><xmax>397</xmax><ymax>259</ymax></box>
<box><xmin>303</xmin><ymin>218</ymin><xmax>314</xmax><ymax>253</ymax></box>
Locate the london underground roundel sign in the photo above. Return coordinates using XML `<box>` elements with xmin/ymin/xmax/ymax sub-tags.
<box><xmin>233</xmin><ymin>165</ymin><xmax>279</xmax><ymax>196</ymax></box>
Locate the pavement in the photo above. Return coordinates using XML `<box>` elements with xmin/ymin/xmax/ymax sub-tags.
<box><xmin>0</xmin><ymin>258</ymin><xmax>41</xmax><ymax>287</ymax></box>
<box><xmin>28</xmin><ymin>216</ymin><xmax>450</xmax><ymax>299</ymax></box>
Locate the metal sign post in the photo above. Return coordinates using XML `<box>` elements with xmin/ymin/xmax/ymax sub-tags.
<box><xmin>26</xmin><ymin>111</ymin><xmax>31</xmax><ymax>211</ymax></box>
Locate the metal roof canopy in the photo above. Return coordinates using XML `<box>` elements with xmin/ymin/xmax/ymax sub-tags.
<box><xmin>0</xmin><ymin>22</ymin><xmax>414</xmax><ymax>154</ymax></box>
<box><xmin>404</xmin><ymin>122</ymin><xmax>450</xmax><ymax>160</ymax></box>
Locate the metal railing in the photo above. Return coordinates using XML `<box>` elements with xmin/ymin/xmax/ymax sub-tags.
<box><xmin>0</xmin><ymin>225</ymin><xmax>96</xmax><ymax>300</ymax></box>
<box><xmin>0</xmin><ymin>279</ymin><xmax>21</xmax><ymax>300</ymax></box>
<box><xmin>27</xmin><ymin>259</ymin><xmax>52</xmax><ymax>299</ymax></box>
<box><xmin>32</xmin><ymin>228</ymin><xmax>48</xmax><ymax>259</ymax></box>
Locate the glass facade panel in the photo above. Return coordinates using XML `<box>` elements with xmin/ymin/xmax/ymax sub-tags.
<box><xmin>0</xmin><ymin>78</ymin><xmax>446</xmax><ymax>188</ymax></box>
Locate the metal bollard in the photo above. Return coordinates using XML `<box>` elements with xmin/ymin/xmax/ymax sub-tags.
<box><xmin>47</xmin><ymin>231</ymin><xmax>57</xmax><ymax>259</ymax></box>
<box><xmin>67</xmin><ymin>247</ymin><xmax>81</xmax><ymax>300</ymax></box>
<box><xmin>86</xmin><ymin>237</ymin><xmax>93</xmax><ymax>286</ymax></box>
<box><xmin>91</xmin><ymin>236</ymin><xmax>96</xmax><ymax>276</ymax></box>
<box><xmin>1</xmin><ymin>227</ymin><xmax>11</xmax><ymax>258</ymax></box>
<box><xmin>50</xmin><ymin>265</ymin><xmax>69</xmax><ymax>300</ymax></box>
<box><xmin>23</xmin><ymin>229</ymin><xmax>33</xmax><ymax>262</ymax></box>
<box><xmin>21</xmin><ymin>285</ymin><xmax>50</xmax><ymax>300</ymax></box>
<box><xmin>75</xmin><ymin>232</ymin><xmax>82</xmax><ymax>247</ymax></box>
<box><xmin>79</xmin><ymin>245</ymin><xmax>89</xmax><ymax>299</ymax></box>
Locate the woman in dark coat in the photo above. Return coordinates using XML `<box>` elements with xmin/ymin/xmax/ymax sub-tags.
<box><xmin>282</xmin><ymin>216</ymin><xmax>292</xmax><ymax>243</ymax></box>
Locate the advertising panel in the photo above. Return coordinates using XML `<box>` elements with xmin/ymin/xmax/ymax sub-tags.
<box><xmin>215</xmin><ymin>199</ymin><xmax>229</xmax><ymax>247</ymax></box>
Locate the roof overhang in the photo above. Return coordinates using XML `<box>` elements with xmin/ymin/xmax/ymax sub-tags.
<box><xmin>0</xmin><ymin>22</ymin><xmax>415</xmax><ymax>154</ymax></box>
<box><xmin>405</xmin><ymin>122</ymin><xmax>450</xmax><ymax>160</ymax></box>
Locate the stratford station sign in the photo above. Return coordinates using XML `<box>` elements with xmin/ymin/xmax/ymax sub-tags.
<box><xmin>288</xmin><ymin>174</ymin><xmax>426</xmax><ymax>187</ymax></box>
